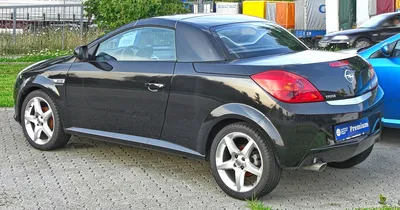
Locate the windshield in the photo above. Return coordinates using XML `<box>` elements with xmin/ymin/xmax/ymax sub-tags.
<box><xmin>213</xmin><ymin>22</ymin><xmax>308</xmax><ymax>59</ymax></box>
<box><xmin>360</xmin><ymin>15</ymin><xmax>388</xmax><ymax>28</ymax></box>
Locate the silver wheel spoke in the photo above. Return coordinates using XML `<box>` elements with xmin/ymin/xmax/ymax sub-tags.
<box><xmin>33</xmin><ymin>98</ymin><xmax>43</xmax><ymax>115</ymax></box>
<box><xmin>33</xmin><ymin>125</ymin><xmax>43</xmax><ymax>141</ymax></box>
<box><xmin>42</xmin><ymin>110</ymin><xmax>52</xmax><ymax>121</ymax></box>
<box><xmin>42</xmin><ymin>124</ymin><xmax>53</xmax><ymax>138</ymax></box>
<box><xmin>24</xmin><ymin>114</ymin><xmax>36</xmax><ymax>123</ymax></box>
<box><xmin>223</xmin><ymin>134</ymin><xmax>240</xmax><ymax>155</ymax></box>
<box><xmin>241</xmin><ymin>140</ymin><xmax>255</xmax><ymax>158</ymax></box>
<box><xmin>235</xmin><ymin>169</ymin><xmax>245</xmax><ymax>192</ymax></box>
<box><xmin>217</xmin><ymin>160</ymin><xmax>234</xmax><ymax>170</ymax></box>
<box><xmin>245</xmin><ymin>162</ymin><xmax>262</xmax><ymax>177</ymax></box>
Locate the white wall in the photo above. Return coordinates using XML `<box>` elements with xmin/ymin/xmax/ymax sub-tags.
<box><xmin>326</xmin><ymin>0</ymin><xmax>339</xmax><ymax>34</ymax></box>
<box><xmin>357</xmin><ymin>0</ymin><xmax>370</xmax><ymax>27</ymax></box>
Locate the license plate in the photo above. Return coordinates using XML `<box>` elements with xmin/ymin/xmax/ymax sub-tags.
<box><xmin>334</xmin><ymin>118</ymin><xmax>370</xmax><ymax>141</ymax></box>
<box><xmin>319</xmin><ymin>42</ymin><xmax>328</xmax><ymax>48</ymax></box>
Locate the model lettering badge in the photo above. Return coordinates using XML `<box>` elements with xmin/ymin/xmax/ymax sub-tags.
<box><xmin>334</xmin><ymin>118</ymin><xmax>370</xmax><ymax>141</ymax></box>
<box><xmin>325</xmin><ymin>94</ymin><xmax>337</xmax><ymax>99</ymax></box>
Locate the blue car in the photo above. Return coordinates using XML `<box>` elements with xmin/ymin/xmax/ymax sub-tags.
<box><xmin>357</xmin><ymin>34</ymin><xmax>400</xmax><ymax>128</ymax></box>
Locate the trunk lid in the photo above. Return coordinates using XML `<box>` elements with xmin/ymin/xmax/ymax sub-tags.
<box><xmin>239</xmin><ymin>50</ymin><xmax>375</xmax><ymax>100</ymax></box>
<box><xmin>194</xmin><ymin>50</ymin><xmax>376</xmax><ymax>101</ymax></box>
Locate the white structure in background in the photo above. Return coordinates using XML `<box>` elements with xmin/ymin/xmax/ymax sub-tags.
<box><xmin>356</xmin><ymin>0</ymin><xmax>377</xmax><ymax>27</ymax></box>
<box><xmin>294</xmin><ymin>0</ymin><xmax>326</xmax><ymax>36</ymax></box>
<box><xmin>0</xmin><ymin>0</ymin><xmax>85</xmax><ymax>22</ymax></box>
<box><xmin>0</xmin><ymin>0</ymin><xmax>83</xmax><ymax>6</ymax></box>
<box><xmin>215</xmin><ymin>2</ymin><xmax>240</xmax><ymax>14</ymax></box>
<box><xmin>325</xmin><ymin>0</ymin><xmax>339</xmax><ymax>34</ymax></box>
<box><xmin>327</xmin><ymin>0</ymin><xmax>378</xmax><ymax>33</ymax></box>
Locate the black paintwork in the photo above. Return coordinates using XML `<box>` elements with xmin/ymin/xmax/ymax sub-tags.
<box><xmin>321</xmin><ymin>12</ymin><xmax>400</xmax><ymax>47</ymax></box>
<box><xmin>14</xmin><ymin>14</ymin><xmax>383</xmax><ymax>169</ymax></box>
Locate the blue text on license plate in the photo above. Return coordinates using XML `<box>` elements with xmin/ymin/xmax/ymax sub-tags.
<box><xmin>334</xmin><ymin>118</ymin><xmax>370</xmax><ymax>141</ymax></box>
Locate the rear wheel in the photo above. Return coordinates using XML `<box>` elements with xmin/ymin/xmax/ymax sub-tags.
<box><xmin>209</xmin><ymin>122</ymin><xmax>281</xmax><ymax>200</ymax></box>
<box><xmin>328</xmin><ymin>146</ymin><xmax>373</xmax><ymax>169</ymax></box>
<box><xmin>354</xmin><ymin>38</ymin><xmax>372</xmax><ymax>48</ymax></box>
<box><xmin>21</xmin><ymin>90</ymin><xmax>70</xmax><ymax>150</ymax></box>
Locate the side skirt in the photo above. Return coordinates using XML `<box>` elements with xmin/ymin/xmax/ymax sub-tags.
<box><xmin>65</xmin><ymin>127</ymin><xmax>206</xmax><ymax>160</ymax></box>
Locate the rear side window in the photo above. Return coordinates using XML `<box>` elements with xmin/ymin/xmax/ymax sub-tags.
<box><xmin>212</xmin><ymin>22</ymin><xmax>308</xmax><ymax>59</ymax></box>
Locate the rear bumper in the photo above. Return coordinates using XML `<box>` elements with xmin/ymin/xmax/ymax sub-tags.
<box><xmin>299</xmin><ymin>124</ymin><xmax>380</xmax><ymax>167</ymax></box>
<box><xmin>268</xmin><ymin>86</ymin><xmax>384</xmax><ymax>169</ymax></box>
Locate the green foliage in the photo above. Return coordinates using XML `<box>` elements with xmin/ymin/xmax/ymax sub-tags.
<box><xmin>0</xmin><ymin>49</ymin><xmax>71</xmax><ymax>62</ymax></box>
<box><xmin>379</xmin><ymin>194</ymin><xmax>388</xmax><ymax>205</ymax></box>
<box><xmin>246</xmin><ymin>199</ymin><xmax>272</xmax><ymax>210</ymax></box>
<box><xmin>84</xmin><ymin>0</ymin><xmax>190</xmax><ymax>30</ymax></box>
<box><xmin>0</xmin><ymin>63</ymin><xmax>32</xmax><ymax>107</ymax></box>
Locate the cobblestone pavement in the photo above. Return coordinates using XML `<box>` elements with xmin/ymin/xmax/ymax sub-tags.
<box><xmin>1</xmin><ymin>108</ymin><xmax>399</xmax><ymax>210</ymax></box>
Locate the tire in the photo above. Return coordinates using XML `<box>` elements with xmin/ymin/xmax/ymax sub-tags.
<box><xmin>354</xmin><ymin>38</ymin><xmax>372</xmax><ymax>48</ymax></box>
<box><xmin>20</xmin><ymin>90</ymin><xmax>70</xmax><ymax>150</ymax></box>
<box><xmin>328</xmin><ymin>146</ymin><xmax>373</xmax><ymax>169</ymax></box>
<box><xmin>209</xmin><ymin>122</ymin><xmax>281</xmax><ymax>200</ymax></box>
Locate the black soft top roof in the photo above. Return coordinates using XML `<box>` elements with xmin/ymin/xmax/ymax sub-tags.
<box><xmin>87</xmin><ymin>14</ymin><xmax>271</xmax><ymax>62</ymax></box>
<box><xmin>151</xmin><ymin>14</ymin><xmax>268</xmax><ymax>29</ymax></box>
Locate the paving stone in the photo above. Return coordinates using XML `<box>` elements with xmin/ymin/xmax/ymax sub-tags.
<box><xmin>0</xmin><ymin>109</ymin><xmax>399</xmax><ymax>209</ymax></box>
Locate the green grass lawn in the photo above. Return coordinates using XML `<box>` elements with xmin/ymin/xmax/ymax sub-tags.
<box><xmin>246</xmin><ymin>200</ymin><xmax>400</xmax><ymax>210</ymax></box>
<box><xmin>356</xmin><ymin>208</ymin><xmax>400</xmax><ymax>210</ymax></box>
<box><xmin>0</xmin><ymin>63</ymin><xmax>31</xmax><ymax>107</ymax></box>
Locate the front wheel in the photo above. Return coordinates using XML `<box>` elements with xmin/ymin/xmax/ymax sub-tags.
<box><xmin>209</xmin><ymin>122</ymin><xmax>281</xmax><ymax>200</ymax></box>
<box><xmin>21</xmin><ymin>90</ymin><xmax>70</xmax><ymax>150</ymax></box>
<box><xmin>328</xmin><ymin>146</ymin><xmax>374</xmax><ymax>169</ymax></box>
<box><xmin>354</xmin><ymin>38</ymin><xmax>372</xmax><ymax>48</ymax></box>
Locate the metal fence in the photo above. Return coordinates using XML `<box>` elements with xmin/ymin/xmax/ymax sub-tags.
<box><xmin>0</xmin><ymin>4</ymin><xmax>92</xmax><ymax>53</ymax></box>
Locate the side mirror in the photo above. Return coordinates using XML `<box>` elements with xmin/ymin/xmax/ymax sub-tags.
<box><xmin>74</xmin><ymin>45</ymin><xmax>89</xmax><ymax>61</ymax></box>
<box><xmin>381</xmin><ymin>44</ymin><xmax>390</xmax><ymax>57</ymax></box>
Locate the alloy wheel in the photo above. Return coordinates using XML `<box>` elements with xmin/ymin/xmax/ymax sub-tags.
<box><xmin>24</xmin><ymin>97</ymin><xmax>54</xmax><ymax>145</ymax></box>
<box><xmin>355</xmin><ymin>41</ymin><xmax>371</xmax><ymax>48</ymax></box>
<box><xmin>215</xmin><ymin>132</ymin><xmax>263</xmax><ymax>192</ymax></box>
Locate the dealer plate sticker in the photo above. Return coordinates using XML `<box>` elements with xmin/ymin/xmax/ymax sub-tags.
<box><xmin>334</xmin><ymin>118</ymin><xmax>370</xmax><ymax>141</ymax></box>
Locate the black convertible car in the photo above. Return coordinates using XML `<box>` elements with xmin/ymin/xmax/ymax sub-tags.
<box><xmin>319</xmin><ymin>12</ymin><xmax>400</xmax><ymax>48</ymax></box>
<box><xmin>14</xmin><ymin>14</ymin><xmax>383</xmax><ymax>199</ymax></box>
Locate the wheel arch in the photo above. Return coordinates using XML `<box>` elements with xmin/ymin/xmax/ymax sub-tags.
<box><xmin>197</xmin><ymin>103</ymin><xmax>284</xmax><ymax>163</ymax></box>
<box><xmin>16</xmin><ymin>75</ymin><xmax>68</xmax><ymax>126</ymax></box>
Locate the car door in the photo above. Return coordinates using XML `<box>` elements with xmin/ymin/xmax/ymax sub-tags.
<box><xmin>66</xmin><ymin>27</ymin><xmax>176</xmax><ymax>139</ymax></box>
<box><xmin>377</xmin><ymin>15</ymin><xmax>400</xmax><ymax>42</ymax></box>
<box><xmin>368</xmin><ymin>40</ymin><xmax>400</xmax><ymax>121</ymax></box>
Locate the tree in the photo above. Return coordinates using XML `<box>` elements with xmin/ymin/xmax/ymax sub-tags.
<box><xmin>84</xmin><ymin>0</ymin><xmax>189</xmax><ymax>29</ymax></box>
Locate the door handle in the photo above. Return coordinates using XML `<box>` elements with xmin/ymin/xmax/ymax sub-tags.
<box><xmin>145</xmin><ymin>83</ymin><xmax>164</xmax><ymax>92</ymax></box>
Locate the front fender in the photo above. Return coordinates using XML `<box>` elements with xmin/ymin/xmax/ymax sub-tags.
<box><xmin>196</xmin><ymin>103</ymin><xmax>284</xmax><ymax>161</ymax></box>
<box><xmin>15</xmin><ymin>75</ymin><xmax>70</xmax><ymax>128</ymax></box>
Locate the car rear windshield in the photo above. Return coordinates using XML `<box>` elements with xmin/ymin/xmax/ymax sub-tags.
<box><xmin>213</xmin><ymin>22</ymin><xmax>308</xmax><ymax>59</ymax></box>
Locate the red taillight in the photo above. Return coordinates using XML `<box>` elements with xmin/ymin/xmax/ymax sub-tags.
<box><xmin>329</xmin><ymin>60</ymin><xmax>349</xmax><ymax>68</ymax></box>
<box><xmin>251</xmin><ymin>70</ymin><xmax>324</xmax><ymax>103</ymax></box>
